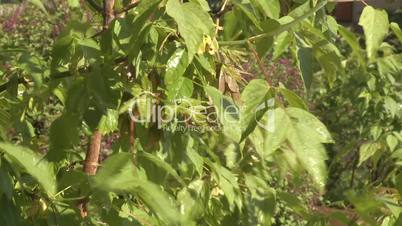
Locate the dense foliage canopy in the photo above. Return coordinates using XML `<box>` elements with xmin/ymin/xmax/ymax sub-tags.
<box><xmin>0</xmin><ymin>0</ymin><xmax>401</xmax><ymax>225</ymax></box>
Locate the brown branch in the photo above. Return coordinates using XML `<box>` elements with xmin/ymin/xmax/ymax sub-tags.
<box><xmin>115</xmin><ymin>0</ymin><xmax>140</xmax><ymax>15</ymax></box>
<box><xmin>79</xmin><ymin>0</ymin><xmax>115</xmax><ymax>217</ymax></box>
<box><xmin>103</xmin><ymin>0</ymin><xmax>116</xmax><ymax>30</ymax></box>
<box><xmin>130</xmin><ymin>119</ymin><xmax>135</xmax><ymax>146</ymax></box>
<box><xmin>247</xmin><ymin>41</ymin><xmax>272</xmax><ymax>85</ymax></box>
<box><xmin>78</xmin><ymin>130</ymin><xmax>102</xmax><ymax>218</ymax></box>
<box><xmin>83</xmin><ymin>131</ymin><xmax>102</xmax><ymax>175</ymax></box>
<box><xmin>90</xmin><ymin>0</ymin><xmax>140</xmax><ymax>38</ymax></box>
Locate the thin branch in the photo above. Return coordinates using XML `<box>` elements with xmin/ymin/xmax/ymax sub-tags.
<box><xmin>90</xmin><ymin>1</ymin><xmax>141</xmax><ymax>38</ymax></box>
<box><xmin>83</xmin><ymin>131</ymin><xmax>103</xmax><ymax>175</ymax></box>
<box><xmin>103</xmin><ymin>0</ymin><xmax>116</xmax><ymax>30</ymax></box>
<box><xmin>359</xmin><ymin>0</ymin><xmax>369</xmax><ymax>6</ymax></box>
<box><xmin>130</xmin><ymin>119</ymin><xmax>135</xmax><ymax>146</ymax></box>
<box><xmin>219</xmin><ymin>0</ymin><xmax>328</xmax><ymax>46</ymax></box>
<box><xmin>79</xmin><ymin>0</ymin><xmax>115</xmax><ymax>217</ymax></box>
<box><xmin>247</xmin><ymin>41</ymin><xmax>272</xmax><ymax>85</ymax></box>
<box><xmin>115</xmin><ymin>0</ymin><xmax>140</xmax><ymax>15</ymax></box>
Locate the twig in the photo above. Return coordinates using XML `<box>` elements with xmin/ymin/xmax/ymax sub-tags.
<box><xmin>247</xmin><ymin>41</ymin><xmax>272</xmax><ymax>85</ymax></box>
<box><xmin>83</xmin><ymin>131</ymin><xmax>102</xmax><ymax>175</ymax></box>
<box><xmin>359</xmin><ymin>0</ymin><xmax>369</xmax><ymax>6</ymax></box>
<box><xmin>103</xmin><ymin>0</ymin><xmax>116</xmax><ymax>30</ymax></box>
<box><xmin>79</xmin><ymin>0</ymin><xmax>116</xmax><ymax>217</ymax></box>
<box><xmin>79</xmin><ymin>130</ymin><xmax>102</xmax><ymax>217</ymax></box>
<box><xmin>214</xmin><ymin>0</ymin><xmax>232</xmax><ymax>18</ymax></box>
<box><xmin>115</xmin><ymin>0</ymin><xmax>140</xmax><ymax>15</ymax></box>
<box><xmin>219</xmin><ymin>0</ymin><xmax>328</xmax><ymax>46</ymax></box>
<box><xmin>130</xmin><ymin>119</ymin><xmax>135</xmax><ymax>147</ymax></box>
<box><xmin>90</xmin><ymin>1</ymin><xmax>141</xmax><ymax>38</ymax></box>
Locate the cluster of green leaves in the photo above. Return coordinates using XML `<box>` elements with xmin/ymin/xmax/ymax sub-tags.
<box><xmin>311</xmin><ymin>5</ymin><xmax>402</xmax><ymax>226</ymax></box>
<box><xmin>0</xmin><ymin>0</ymin><xmax>401</xmax><ymax>226</ymax></box>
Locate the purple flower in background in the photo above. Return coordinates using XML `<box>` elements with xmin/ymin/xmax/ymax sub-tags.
<box><xmin>279</xmin><ymin>58</ymin><xmax>290</xmax><ymax>66</ymax></box>
<box><xmin>2</xmin><ymin>5</ymin><xmax>24</xmax><ymax>32</ymax></box>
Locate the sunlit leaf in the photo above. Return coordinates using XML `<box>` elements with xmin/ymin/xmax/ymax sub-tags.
<box><xmin>359</xmin><ymin>6</ymin><xmax>389</xmax><ymax>61</ymax></box>
<box><xmin>166</xmin><ymin>0</ymin><xmax>215</xmax><ymax>60</ymax></box>
<box><xmin>0</xmin><ymin>143</ymin><xmax>56</xmax><ymax>196</ymax></box>
<box><xmin>93</xmin><ymin>153</ymin><xmax>182</xmax><ymax>224</ymax></box>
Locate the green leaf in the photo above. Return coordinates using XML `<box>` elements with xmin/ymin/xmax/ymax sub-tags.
<box><xmin>345</xmin><ymin>190</ymin><xmax>381</xmax><ymax>225</ymax></box>
<box><xmin>177</xmin><ymin>179</ymin><xmax>205</xmax><ymax>221</ymax></box>
<box><xmin>0</xmin><ymin>168</ymin><xmax>13</xmax><ymax>200</ymax></box>
<box><xmin>93</xmin><ymin>153</ymin><xmax>181</xmax><ymax>224</ymax></box>
<box><xmin>166</xmin><ymin>0</ymin><xmax>215</xmax><ymax>60</ymax></box>
<box><xmin>286</xmin><ymin>108</ymin><xmax>333</xmax><ymax>143</ymax></box>
<box><xmin>255</xmin><ymin>19</ymin><xmax>281</xmax><ymax>56</ymax></box>
<box><xmin>126</xmin><ymin>0</ymin><xmax>161</xmax><ymax>59</ymax></box>
<box><xmin>273</xmin><ymin>31</ymin><xmax>293</xmax><ymax>59</ymax></box>
<box><xmin>18</xmin><ymin>54</ymin><xmax>45</xmax><ymax>89</ymax></box>
<box><xmin>277</xmin><ymin>192</ymin><xmax>309</xmax><ymax>218</ymax></box>
<box><xmin>338</xmin><ymin>25</ymin><xmax>365</xmax><ymax>65</ymax></box>
<box><xmin>325</xmin><ymin>15</ymin><xmax>338</xmax><ymax>35</ymax></box>
<box><xmin>233</xmin><ymin>1</ymin><xmax>262</xmax><ymax>30</ymax></box>
<box><xmin>98</xmin><ymin>109</ymin><xmax>119</xmax><ymax>134</ymax></box>
<box><xmin>250</xmin><ymin>108</ymin><xmax>290</xmax><ymax>157</ymax></box>
<box><xmin>87</xmin><ymin>65</ymin><xmax>122</xmax><ymax>110</ymax></box>
<box><xmin>167</xmin><ymin>77</ymin><xmax>194</xmax><ymax>100</ymax></box>
<box><xmin>358</xmin><ymin>142</ymin><xmax>381</xmax><ymax>166</ymax></box>
<box><xmin>191</xmin><ymin>0</ymin><xmax>210</xmax><ymax>11</ymax></box>
<box><xmin>186</xmin><ymin>136</ymin><xmax>204</xmax><ymax>175</ymax></box>
<box><xmin>209</xmin><ymin>161</ymin><xmax>242</xmax><ymax>209</ymax></box>
<box><xmin>165</xmin><ymin>49</ymin><xmax>189</xmax><ymax>86</ymax></box>
<box><xmin>358</xmin><ymin>6</ymin><xmax>389</xmax><ymax>61</ymax></box>
<box><xmin>384</xmin><ymin>96</ymin><xmax>399</xmax><ymax>118</ymax></box>
<box><xmin>377</xmin><ymin>54</ymin><xmax>402</xmax><ymax>82</ymax></box>
<box><xmin>165</xmin><ymin>49</ymin><xmax>193</xmax><ymax>100</ymax></box>
<box><xmin>297</xmin><ymin>47</ymin><xmax>313</xmax><ymax>91</ymax></box>
<box><xmin>78</xmin><ymin>37</ymin><xmax>101</xmax><ymax>61</ymax></box>
<box><xmin>279</xmin><ymin>87</ymin><xmax>308</xmax><ymax>110</ymax></box>
<box><xmin>0</xmin><ymin>143</ymin><xmax>56</xmax><ymax>196</ymax></box>
<box><xmin>67</xmin><ymin>0</ymin><xmax>80</xmax><ymax>8</ymax></box>
<box><xmin>0</xmin><ymin>196</ymin><xmax>22</xmax><ymax>226</ymax></box>
<box><xmin>240</xmin><ymin>79</ymin><xmax>271</xmax><ymax>139</ymax></box>
<box><xmin>138</xmin><ymin>151</ymin><xmax>185</xmax><ymax>186</ymax></box>
<box><xmin>58</xmin><ymin>170</ymin><xmax>88</xmax><ymax>191</ymax></box>
<box><xmin>396</xmin><ymin>173</ymin><xmax>402</xmax><ymax>196</ymax></box>
<box><xmin>285</xmin><ymin>109</ymin><xmax>330</xmax><ymax>190</ymax></box>
<box><xmin>386</xmin><ymin>134</ymin><xmax>398</xmax><ymax>152</ymax></box>
<box><xmin>0</xmin><ymin>108</ymin><xmax>11</xmax><ymax>140</ymax></box>
<box><xmin>256</xmin><ymin>108</ymin><xmax>331</xmax><ymax>189</ymax></box>
<box><xmin>129</xmin><ymin>23</ymin><xmax>153</xmax><ymax>62</ymax></box>
<box><xmin>251</xmin><ymin>106</ymin><xmax>331</xmax><ymax>184</ymax></box>
<box><xmin>252</xmin><ymin>0</ymin><xmax>280</xmax><ymax>19</ymax></box>
<box><xmin>205</xmin><ymin>86</ymin><xmax>241</xmax><ymax>142</ymax></box>
<box><xmin>93</xmin><ymin>153</ymin><xmax>134</xmax><ymax>186</ymax></box>
<box><xmin>315</xmin><ymin>49</ymin><xmax>340</xmax><ymax>86</ymax></box>
<box><xmin>48</xmin><ymin>114</ymin><xmax>81</xmax><ymax>161</ymax></box>
<box><xmin>390</xmin><ymin>22</ymin><xmax>402</xmax><ymax>43</ymax></box>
